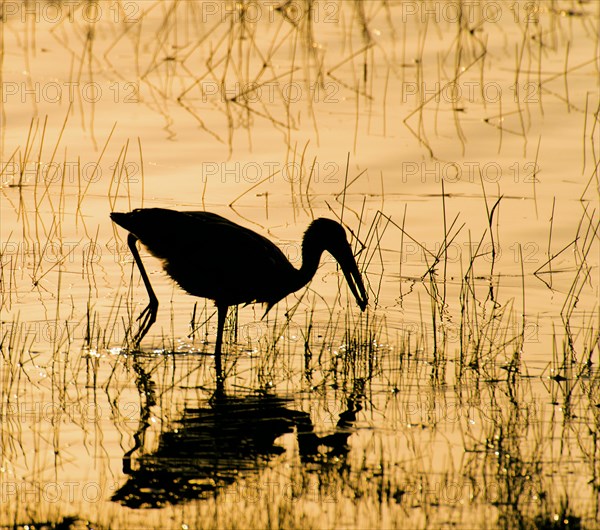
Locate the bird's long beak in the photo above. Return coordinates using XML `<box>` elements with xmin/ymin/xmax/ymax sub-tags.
<box><xmin>337</xmin><ymin>245</ymin><xmax>368</xmax><ymax>311</ymax></box>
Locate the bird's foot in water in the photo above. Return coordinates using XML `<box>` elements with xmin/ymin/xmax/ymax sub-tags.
<box><xmin>130</xmin><ymin>298</ymin><xmax>158</xmax><ymax>350</ymax></box>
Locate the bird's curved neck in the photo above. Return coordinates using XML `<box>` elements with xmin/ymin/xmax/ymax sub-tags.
<box><xmin>295</xmin><ymin>238</ymin><xmax>324</xmax><ymax>290</ymax></box>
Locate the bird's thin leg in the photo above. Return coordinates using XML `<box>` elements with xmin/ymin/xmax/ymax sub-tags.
<box><xmin>127</xmin><ymin>233</ymin><xmax>158</xmax><ymax>348</ymax></box>
<box><xmin>214</xmin><ymin>304</ymin><xmax>228</xmax><ymax>391</ymax></box>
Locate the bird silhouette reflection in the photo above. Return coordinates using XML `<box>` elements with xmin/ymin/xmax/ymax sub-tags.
<box><xmin>112</xmin><ymin>378</ymin><xmax>364</xmax><ymax>508</ymax></box>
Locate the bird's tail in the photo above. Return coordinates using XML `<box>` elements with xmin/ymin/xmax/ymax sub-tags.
<box><xmin>110</xmin><ymin>212</ymin><xmax>131</xmax><ymax>230</ymax></box>
<box><xmin>110</xmin><ymin>210</ymin><xmax>154</xmax><ymax>239</ymax></box>
<box><xmin>110</xmin><ymin>209</ymin><xmax>178</xmax><ymax>259</ymax></box>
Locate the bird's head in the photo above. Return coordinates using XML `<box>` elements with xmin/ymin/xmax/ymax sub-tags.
<box><xmin>304</xmin><ymin>218</ymin><xmax>368</xmax><ymax>311</ymax></box>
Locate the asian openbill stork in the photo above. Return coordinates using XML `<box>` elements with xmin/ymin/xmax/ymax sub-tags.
<box><xmin>110</xmin><ymin>209</ymin><xmax>368</xmax><ymax>387</ymax></box>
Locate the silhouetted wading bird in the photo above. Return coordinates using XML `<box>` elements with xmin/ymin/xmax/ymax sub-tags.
<box><xmin>110</xmin><ymin>209</ymin><xmax>368</xmax><ymax>387</ymax></box>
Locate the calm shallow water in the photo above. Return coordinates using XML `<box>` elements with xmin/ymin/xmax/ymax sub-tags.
<box><xmin>1</xmin><ymin>1</ymin><xmax>599</xmax><ymax>528</ymax></box>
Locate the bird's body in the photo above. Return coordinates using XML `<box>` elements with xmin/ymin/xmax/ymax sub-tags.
<box><xmin>111</xmin><ymin>208</ymin><xmax>368</xmax><ymax>388</ymax></box>
<box><xmin>113</xmin><ymin>209</ymin><xmax>300</xmax><ymax>309</ymax></box>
